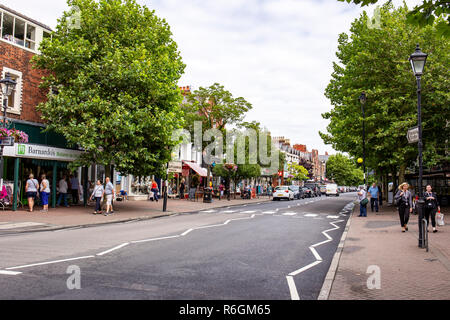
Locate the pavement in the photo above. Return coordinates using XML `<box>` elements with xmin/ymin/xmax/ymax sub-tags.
<box><xmin>0</xmin><ymin>196</ymin><xmax>272</xmax><ymax>233</ymax></box>
<box><xmin>327</xmin><ymin>202</ymin><xmax>450</xmax><ymax>300</ymax></box>
<box><xmin>0</xmin><ymin>195</ymin><xmax>353</xmax><ymax>300</ymax></box>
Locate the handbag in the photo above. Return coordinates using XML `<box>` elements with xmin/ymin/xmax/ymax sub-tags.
<box><xmin>437</xmin><ymin>211</ymin><xmax>445</xmax><ymax>226</ymax></box>
<box><xmin>360</xmin><ymin>198</ymin><xmax>369</xmax><ymax>206</ymax></box>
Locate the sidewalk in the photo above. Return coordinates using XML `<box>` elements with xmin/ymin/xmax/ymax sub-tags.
<box><xmin>0</xmin><ymin>196</ymin><xmax>271</xmax><ymax>233</ymax></box>
<box><xmin>328</xmin><ymin>203</ymin><xmax>450</xmax><ymax>300</ymax></box>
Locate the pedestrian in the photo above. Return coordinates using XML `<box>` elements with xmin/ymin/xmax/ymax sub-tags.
<box><xmin>180</xmin><ymin>178</ymin><xmax>185</xmax><ymax>200</ymax></box>
<box><xmin>151</xmin><ymin>179</ymin><xmax>159</xmax><ymax>202</ymax></box>
<box><xmin>39</xmin><ymin>174</ymin><xmax>50</xmax><ymax>213</ymax></box>
<box><xmin>69</xmin><ymin>174</ymin><xmax>80</xmax><ymax>205</ymax></box>
<box><xmin>357</xmin><ymin>185</ymin><xmax>368</xmax><ymax>217</ymax></box>
<box><xmin>25</xmin><ymin>173</ymin><xmax>39</xmax><ymax>212</ymax></box>
<box><xmin>368</xmin><ymin>182</ymin><xmax>379</xmax><ymax>213</ymax></box>
<box><xmin>219</xmin><ymin>183</ymin><xmax>224</xmax><ymax>200</ymax></box>
<box><xmin>424</xmin><ymin>185</ymin><xmax>440</xmax><ymax>233</ymax></box>
<box><xmin>104</xmin><ymin>177</ymin><xmax>115</xmax><ymax>215</ymax></box>
<box><xmin>90</xmin><ymin>180</ymin><xmax>104</xmax><ymax>214</ymax></box>
<box><xmin>394</xmin><ymin>182</ymin><xmax>413</xmax><ymax>233</ymax></box>
<box><xmin>57</xmin><ymin>175</ymin><xmax>69</xmax><ymax>207</ymax></box>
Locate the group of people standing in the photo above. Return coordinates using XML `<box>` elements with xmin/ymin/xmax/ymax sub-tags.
<box><xmin>357</xmin><ymin>182</ymin><xmax>441</xmax><ymax>233</ymax></box>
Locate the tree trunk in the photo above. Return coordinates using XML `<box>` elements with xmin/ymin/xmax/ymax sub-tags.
<box><xmin>398</xmin><ymin>163</ymin><xmax>406</xmax><ymax>185</ymax></box>
<box><xmin>105</xmin><ymin>165</ymin><xmax>111</xmax><ymax>181</ymax></box>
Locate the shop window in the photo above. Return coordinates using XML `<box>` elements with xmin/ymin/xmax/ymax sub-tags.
<box><xmin>1</xmin><ymin>67</ymin><xmax>22</xmax><ymax>115</ymax></box>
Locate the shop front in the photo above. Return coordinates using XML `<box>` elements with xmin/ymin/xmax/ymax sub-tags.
<box><xmin>2</xmin><ymin>142</ymin><xmax>82</xmax><ymax>210</ymax></box>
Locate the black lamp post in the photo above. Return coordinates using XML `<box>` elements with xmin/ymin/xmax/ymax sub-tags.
<box><xmin>359</xmin><ymin>92</ymin><xmax>367</xmax><ymax>187</ymax></box>
<box><xmin>409</xmin><ymin>44</ymin><xmax>428</xmax><ymax>248</ymax></box>
<box><xmin>0</xmin><ymin>73</ymin><xmax>17</xmax><ymax>188</ymax></box>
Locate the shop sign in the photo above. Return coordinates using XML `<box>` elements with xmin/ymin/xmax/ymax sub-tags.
<box><xmin>0</xmin><ymin>137</ymin><xmax>14</xmax><ymax>146</ymax></box>
<box><xmin>14</xmin><ymin>144</ymin><xmax>81</xmax><ymax>161</ymax></box>
<box><xmin>168</xmin><ymin>161</ymin><xmax>182</xmax><ymax>173</ymax></box>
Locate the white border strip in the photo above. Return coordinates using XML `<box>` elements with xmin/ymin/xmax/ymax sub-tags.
<box><xmin>5</xmin><ymin>256</ymin><xmax>95</xmax><ymax>271</ymax></box>
<box><xmin>97</xmin><ymin>243</ymin><xmax>129</xmax><ymax>256</ymax></box>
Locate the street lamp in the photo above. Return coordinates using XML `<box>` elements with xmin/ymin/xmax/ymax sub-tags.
<box><xmin>0</xmin><ymin>73</ymin><xmax>17</xmax><ymax>189</ymax></box>
<box><xmin>359</xmin><ymin>92</ymin><xmax>367</xmax><ymax>187</ymax></box>
<box><xmin>409</xmin><ymin>44</ymin><xmax>428</xmax><ymax>248</ymax></box>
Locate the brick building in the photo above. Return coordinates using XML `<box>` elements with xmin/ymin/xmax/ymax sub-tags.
<box><xmin>0</xmin><ymin>5</ymin><xmax>82</xmax><ymax>210</ymax></box>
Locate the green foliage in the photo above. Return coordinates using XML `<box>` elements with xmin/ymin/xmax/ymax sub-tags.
<box><xmin>32</xmin><ymin>0</ymin><xmax>185</xmax><ymax>176</ymax></box>
<box><xmin>322</xmin><ymin>4</ymin><xmax>450</xmax><ymax>178</ymax></box>
<box><xmin>339</xmin><ymin>0</ymin><xmax>450</xmax><ymax>37</ymax></box>
<box><xmin>287</xmin><ymin>163</ymin><xmax>309</xmax><ymax>181</ymax></box>
<box><xmin>326</xmin><ymin>154</ymin><xmax>364</xmax><ymax>186</ymax></box>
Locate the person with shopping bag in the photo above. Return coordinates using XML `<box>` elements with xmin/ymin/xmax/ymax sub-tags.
<box><xmin>424</xmin><ymin>185</ymin><xmax>441</xmax><ymax>233</ymax></box>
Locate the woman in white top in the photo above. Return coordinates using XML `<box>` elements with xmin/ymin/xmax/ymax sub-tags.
<box><xmin>40</xmin><ymin>174</ymin><xmax>51</xmax><ymax>213</ymax></box>
<box><xmin>25</xmin><ymin>173</ymin><xmax>39</xmax><ymax>212</ymax></box>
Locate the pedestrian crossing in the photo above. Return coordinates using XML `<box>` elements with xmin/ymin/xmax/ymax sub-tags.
<box><xmin>199</xmin><ymin>209</ymin><xmax>343</xmax><ymax>220</ymax></box>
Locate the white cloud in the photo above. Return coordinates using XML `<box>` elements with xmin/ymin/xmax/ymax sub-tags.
<box><xmin>1</xmin><ymin>0</ymin><xmax>423</xmax><ymax>154</ymax></box>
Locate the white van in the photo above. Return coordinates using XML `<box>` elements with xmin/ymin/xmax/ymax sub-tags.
<box><xmin>326</xmin><ymin>184</ymin><xmax>339</xmax><ymax>197</ymax></box>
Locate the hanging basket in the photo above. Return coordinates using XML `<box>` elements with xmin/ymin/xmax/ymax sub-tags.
<box><xmin>0</xmin><ymin>128</ymin><xmax>29</xmax><ymax>143</ymax></box>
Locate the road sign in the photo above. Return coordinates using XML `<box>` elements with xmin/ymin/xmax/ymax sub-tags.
<box><xmin>407</xmin><ymin>126</ymin><xmax>419</xmax><ymax>144</ymax></box>
<box><xmin>0</xmin><ymin>137</ymin><xmax>14</xmax><ymax>146</ymax></box>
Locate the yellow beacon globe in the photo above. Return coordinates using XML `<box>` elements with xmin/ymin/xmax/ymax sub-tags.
<box><xmin>357</xmin><ymin>158</ymin><xmax>363</xmax><ymax>164</ymax></box>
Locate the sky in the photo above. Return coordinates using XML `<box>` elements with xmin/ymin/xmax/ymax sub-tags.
<box><xmin>1</xmin><ymin>0</ymin><xmax>422</xmax><ymax>155</ymax></box>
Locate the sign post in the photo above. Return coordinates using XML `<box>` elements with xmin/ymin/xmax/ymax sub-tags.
<box><xmin>407</xmin><ymin>126</ymin><xmax>419</xmax><ymax>144</ymax></box>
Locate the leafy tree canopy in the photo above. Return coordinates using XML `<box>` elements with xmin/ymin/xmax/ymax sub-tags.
<box><xmin>326</xmin><ymin>154</ymin><xmax>364</xmax><ymax>186</ymax></box>
<box><xmin>33</xmin><ymin>0</ymin><xmax>185</xmax><ymax>177</ymax></box>
<box><xmin>339</xmin><ymin>0</ymin><xmax>450</xmax><ymax>37</ymax></box>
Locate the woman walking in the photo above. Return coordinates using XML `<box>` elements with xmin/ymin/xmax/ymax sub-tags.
<box><xmin>151</xmin><ymin>179</ymin><xmax>159</xmax><ymax>202</ymax></box>
<box><xmin>25</xmin><ymin>173</ymin><xmax>39</xmax><ymax>212</ymax></box>
<box><xmin>394</xmin><ymin>182</ymin><xmax>413</xmax><ymax>232</ymax></box>
<box><xmin>39</xmin><ymin>174</ymin><xmax>50</xmax><ymax>213</ymax></box>
<box><xmin>90</xmin><ymin>180</ymin><xmax>104</xmax><ymax>215</ymax></box>
<box><xmin>424</xmin><ymin>185</ymin><xmax>440</xmax><ymax>233</ymax></box>
<box><xmin>180</xmin><ymin>178</ymin><xmax>185</xmax><ymax>200</ymax></box>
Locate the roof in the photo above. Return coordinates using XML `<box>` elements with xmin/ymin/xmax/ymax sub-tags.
<box><xmin>0</xmin><ymin>4</ymin><xmax>52</xmax><ymax>31</ymax></box>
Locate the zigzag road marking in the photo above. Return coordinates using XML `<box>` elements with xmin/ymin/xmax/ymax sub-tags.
<box><xmin>286</xmin><ymin>219</ymin><xmax>344</xmax><ymax>300</ymax></box>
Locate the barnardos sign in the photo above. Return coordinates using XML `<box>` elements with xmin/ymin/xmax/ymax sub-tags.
<box><xmin>14</xmin><ymin>144</ymin><xmax>81</xmax><ymax>161</ymax></box>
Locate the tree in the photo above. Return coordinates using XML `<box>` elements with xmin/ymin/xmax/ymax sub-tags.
<box><xmin>181</xmin><ymin>83</ymin><xmax>252</xmax><ymax>186</ymax></box>
<box><xmin>287</xmin><ymin>163</ymin><xmax>310</xmax><ymax>182</ymax></box>
<box><xmin>321</xmin><ymin>4</ymin><xmax>449</xmax><ymax>185</ymax></box>
<box><xmin>338</xmin><ymin>0</ymin><xmax>450</xmax><ymax>37</ymax></box>
<box><xmin>33</xmin><ymin>0</ymin><xmax>185</xmax><ymax>178</ymax></box>
<box><xmin>326</xmin><ymin>154</ymin><xmax>364</xmax><ymax>186</ymax></box>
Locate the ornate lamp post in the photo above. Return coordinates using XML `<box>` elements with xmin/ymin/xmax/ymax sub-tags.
<box><xmin>409</xmin><ymin>44</ymin><xmax>428</xmax><ymax>248</ymax></box>
<box><xmin>359</xmin><ymin>92</ymin><xmax>367</xmax><ymax>187</ymax></box>
<box><xmin>0</xmin><ymin>73</ymin><xmax>17</xmax><ymax>188</ymax></box>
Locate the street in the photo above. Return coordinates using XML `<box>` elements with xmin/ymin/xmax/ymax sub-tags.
<box><xmin>0</xmin><ymin>194</ymin><xmax>354</xmax><ymax>300</ymax></box>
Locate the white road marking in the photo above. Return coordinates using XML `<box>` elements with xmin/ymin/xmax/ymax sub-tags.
<box><xmin>200</xmin><ymin>210</ymin><xmax>217</xmax><ymax>213</ymax></box>
<box><xmin>132</xmin><ymin>235</ymin><xmax>180</xmax><ymax>244</ymax></box>
<box><xmin>286</xmin><ymin>276</ymin><xmax>300</xmax><ymax>300</ymax></box>
<box><xmin>6</xmin><ymin>256</ymin><xmax>95</xmax><ymax>271</ymax></box>
<box><xmin>241</xmin><ymin>211</ymin><xmax>256</xmax><ymax>214</ymax></box>
<box><xmin>304</xmin><ymin>214</ymin><xmax>318</xmax><ymax>217</ymax></box>
<box><xmin>181</xmin><ymin>229</ymin><xmax>194</xmax><ymax>236</ymax></box>
<box><xmin>97</xmin><ymin>243</ymin><xmax>130</xmax><ymax>256</ymax></box>
<box><xmin>262</xmin><ymin>211</ymin><xmax>276</xmax><ymax>214</ymax></box>
<box><xmin>222</xmin><ymin>210</ymin><xmax>237</xmax><ymax>213</ymax></box>
<box><xmin>0</xmin><ymin>270</ymin><xmax>22</xmax><ymax>275</ymax></box>
<box><xmin>327</xmin><ymin>215</ymin><xmax>339</xmax><ymax>219</ymax></box>
<box><xmin>286</xmin><ymin>215</ymin><xmax>346</xmax><ymax>300</ymax></box>
<box><xmin>282</xmin><ymin>212</ymin><xmax>297</xmax><ymax>216</ymax></box>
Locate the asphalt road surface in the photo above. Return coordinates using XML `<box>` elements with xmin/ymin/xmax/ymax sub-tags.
<box><xmin>0</xmin><ymin>193</ymin><xmax>355</xmax><ymax>300</ymax></box>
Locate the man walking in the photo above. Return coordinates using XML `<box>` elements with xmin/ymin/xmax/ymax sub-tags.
<box><xmin>104</xmin><ymin>177</ymin><xmax>115</xmax><ymax>215</ymax></box>
<box><xmin>69</xmin><ymin>174</ymin><xmax>80</xmax><ymax>205</ymax></box>
<box><xmin>368</xmin><ymin>182</ymin><xmax>379</xmax><ymax>213</ymax></box>
<box><xmin>57</xmin><ymin>175</ymin><xmax>69</xmax><ymax>207</ymax></box>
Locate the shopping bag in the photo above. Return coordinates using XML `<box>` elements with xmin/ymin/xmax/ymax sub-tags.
<box><xmin>148</xmin><ymin>191</ymin><xmax>154</xmax><ymax>200</ymax></box>
<box><xmin>436</xmin><ymin>211</ymin><xmax>445</xmax><ymax>226</ymax></box>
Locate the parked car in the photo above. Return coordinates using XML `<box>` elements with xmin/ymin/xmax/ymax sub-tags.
<box><xmin>305</xmin><ymin>182</ymin><xmax>321</xmax><ymax>197</ymax></box>
<box><xmin>302</xmin><ymin>187</ymin><xmax>314</xmax><ymax>198</ymax></box>
<box><xmin>320</xmin><ymin>185</ymin><xmax>327</xmax><ymax>195</ymax></box>
<box><xmin>273</xmin><ymin>186</ymin><xmax>295</xmax><ymax>201</ymax></box>
<box><xmin>290</xmin><ymin>185</ymin><xmax>303</xmax><ymax>199</ymax></box>
<box><xmin>326</xmin><ymin>183</ymin><xmax>339</xmax><ymax>197</ymax></box>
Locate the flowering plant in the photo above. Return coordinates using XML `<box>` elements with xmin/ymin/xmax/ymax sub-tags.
<box><xmin>224</xmin><ymin>163</ymin><xmax>238</xmax><ymax>172</ymax></box>
<box><xmin>0</xmin><ymin>128</ymin><xmax>29</xmax><ymax>143</ymax></box>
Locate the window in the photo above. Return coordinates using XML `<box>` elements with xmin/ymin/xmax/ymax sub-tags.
<box><xmin>25</xmin><ymin>24</ymin><xmax>36</xmax><ymax>50</ymax></box>
<box><xmin>13</xmin><ymin>17</ymin><xmax>25</xmax><ymax>46</ymax></box>
<box><xmin>2</xmin><ymin>12</ymin><xmax>14</xmax><ymax>41</ymax></box>
<box><xmin>1</xmin><ymin>68</ymin><xmax>22</xmax><ymax>115</ymax></box>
